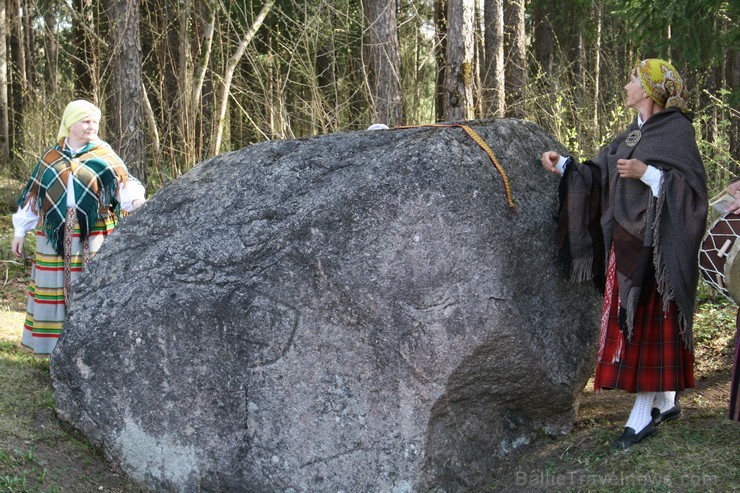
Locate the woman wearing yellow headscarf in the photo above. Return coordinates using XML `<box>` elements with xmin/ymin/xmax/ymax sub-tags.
<box><xmin>10</xmin><ymin>100</ymin><xmax>147</xmax><ymax>355</ymax></box>
<box><xmin>540</xmin><ymin>59</ymin><xmax>707</xmax><ymax>449</ymax></box>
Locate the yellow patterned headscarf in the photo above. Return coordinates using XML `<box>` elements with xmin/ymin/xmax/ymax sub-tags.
<box><xmin>57</xmin><ymin>100</ymin><xmax>102</xmax><ymax>141</ymax></box>
<box><xmin>635</xmin><ymin>59</ymin><xmax>689</xmax><ymax>114</ymax></box>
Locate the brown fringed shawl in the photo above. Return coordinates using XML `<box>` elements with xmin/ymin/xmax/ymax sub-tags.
<box><xmin>557</xmin><ymin>108</ymin><xmax>707</xmax><ymax>351</ymax></box>
<box><xmin>17</xmin><ymin>139</ymin><xmax>129</xmax><ymax>255</ymax></box>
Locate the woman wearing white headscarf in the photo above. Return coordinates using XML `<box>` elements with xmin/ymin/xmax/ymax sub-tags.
<box><xmin>11</xmin><ymin>99</ymin><xmax>146</xmax><ymax>355</ymax></box>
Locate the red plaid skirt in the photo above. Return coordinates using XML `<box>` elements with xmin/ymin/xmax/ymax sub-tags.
<box><xmin>593</xmin><ymin>254</ymin><xmax>694</xmax><ymax>393</ymax></box>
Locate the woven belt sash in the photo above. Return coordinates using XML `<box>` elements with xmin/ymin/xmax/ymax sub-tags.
<box><xmin>63</xmin><ymin>208</ymin><xmax>91</xmax><ymax>305</ymax></box>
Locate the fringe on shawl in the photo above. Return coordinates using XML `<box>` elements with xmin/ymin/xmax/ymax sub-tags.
<box><xmin>570</xmin><ymin>257</ymin><xmax>594</xmax><ymax>283</ymax></box>
<box><xmin>650</xmin><ymin>172</ymin><xmax>694</xmax><ymax>352</ymax></box>
<box><xmin>557</xmin><ymin>157</ymin><xmax>598</xmax><ymax>286</ymax></box>
<box><xmin>623</xmin><ymin>288</ymin><xmax>641</xmax><ymax>343</ymax></box>
<box><xmin>555</xmin><ymin>155</ymin><xmax>608</xmax><ymax>292</ymax></box>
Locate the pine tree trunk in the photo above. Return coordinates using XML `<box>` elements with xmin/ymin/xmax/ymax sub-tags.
<box><xmin>434</xmin><ymin>0</ymin><xmax>447</xmax><ymax>122</ymax></box>
<box><xmin>106</xmin><ymin>0</ymin><xmax>146</xmax><ymax>183</ymax></box>
<box><xmin>503</xmin><ymin>0</ymin><xmax>526</xmax><ymax>118</ymax></box>
<box><xmin>362</xmin><ymin>0</ymin><xmax>404</xmax><ymax>127</ymax></box>
<box><xmin>444</xmin><ymin>0</ymin><xmax>475</xmax><ymax>121</ymax></box>
<box><xmin>532</xmin><ymin>1</ymin><xmax>554</xmax><ymax>75</ymax></box>
<box><xmin>483</xmin><ymin>0</ymin><xmax>504</xmax><ymax>117</ymax></box>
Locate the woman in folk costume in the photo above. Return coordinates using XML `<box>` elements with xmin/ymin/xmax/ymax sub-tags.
<box><xmin>10</xmin><ymin>100</ymin><xmax>146</xmax><ymax>356</ymax></box>
<box><xmin>541</xmin><ymin>59</ymin><xmax>707</xmax><ymax>449</ymax></box>
<box><xmin>721</xmin><ymin>181</ymin><xmax>740</xmax><ymax>422</ymax></box>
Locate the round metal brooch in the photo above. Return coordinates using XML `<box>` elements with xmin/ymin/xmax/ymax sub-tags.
<box><xmin>626</xmin><ymin>129</ymin><xmax>642</xmax><ymax>147</ymax></box>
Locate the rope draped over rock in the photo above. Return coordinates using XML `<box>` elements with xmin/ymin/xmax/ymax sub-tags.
<box><xmin>394</xmin><ymin>123</ymin><xmax>516</xmax><ymax>212</ymax></box>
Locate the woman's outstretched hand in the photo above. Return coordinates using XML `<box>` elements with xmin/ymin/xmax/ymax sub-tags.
<box><xmin>541</xmin><ymin>151</ymin><xmax>561</xmax><ymax>175</ymax></box>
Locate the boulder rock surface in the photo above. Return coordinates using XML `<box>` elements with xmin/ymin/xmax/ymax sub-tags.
<box><xmin>51</xmin><ymin>119</ymin><xmax>601</xmax><ymax>492</ymax></box>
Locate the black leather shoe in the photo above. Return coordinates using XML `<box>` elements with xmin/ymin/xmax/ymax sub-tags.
<box><xmin>611</xmin><ymin>420</ymin><xmax>656</xmax><ymax>450</ymax></box>
<box><xmin>651</xmin><ymin>404</ymin><xmax>682</xmax><ymax>425</ymax></box>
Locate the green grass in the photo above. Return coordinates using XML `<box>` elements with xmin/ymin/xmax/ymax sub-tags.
<box><xmin>490</xmin><ymin>416</ymin><xmax>739</xmax><ymax>492</ymax></box>
<box><xmin>487</xmin><ymin>291</ymin><xmax>740</xmax><ymax>492</ymax></box>
<box><xmin>0</xmin><ymin>336</ymin><xmax>139</xmax><ymax>493</ymax></box>
<box><xmin>0</xmin><ymin>343</ymin><xmax>52</xmax><ymax>440</ymax></box>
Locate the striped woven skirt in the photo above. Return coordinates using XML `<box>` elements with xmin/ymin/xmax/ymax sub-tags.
<box><xmin>593</xmin><ymin>251</ymin><xmax>694</xmax><ymax>393</ymax></box>
<box><xmin>21</xmin><ymin>212</ymin><xmax>116</xmax><ymax>355</ymax></box>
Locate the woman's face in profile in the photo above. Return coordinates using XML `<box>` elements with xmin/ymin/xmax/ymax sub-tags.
<box><xmin>68</xmin><ymin>115</ymin><xmax>100</xmax><ymax>145</ymax></box>
<box><xmin>624</xmin><ymin>70</ymin><xmax>646</xmax><ymax>110</ymax></box>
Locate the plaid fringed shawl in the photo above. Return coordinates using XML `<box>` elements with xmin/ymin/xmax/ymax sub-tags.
<box><xmin>17</xmin><ymin>139</ymin><xmax>129</xmax><ymax>255</ymax></box>
<box><xmin>557</xmin><ymin>108</ymin><xmax>707</xmax><ymax>351</ymax></box>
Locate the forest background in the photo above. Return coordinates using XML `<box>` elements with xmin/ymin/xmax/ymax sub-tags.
<box><xmin>0</xmin><ymin>0</ymin><xmax>737</xmax><ymax>195</ymax></box>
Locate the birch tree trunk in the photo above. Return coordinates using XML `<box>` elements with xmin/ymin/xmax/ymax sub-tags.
<box><xmin>191</xmin><ymin>0</ymin><xmax>216</xmax><ymax>159</ymax></box>
<box><xmin>483</xmin><ymin>0</ymin><xmax>504</xmax><ymax>117</ymax></box>
<box><xmin>140</xmin><ymin>0</ymin><xmax>181</xmax><ymax>178</ymax></box>
<box><xmin>443</xmin><ymin>0</ymin><xmax>475</xmax><ymax>121</ymax></box>
<box><xmin>362</xmin><ymin>0</ymin><xmax>404</xmax><ymax>127</ymax></box>
<box><xmin>211</xmin><ymin>0</ymin><xmax>274</xmax><ymax>157</ymax></box>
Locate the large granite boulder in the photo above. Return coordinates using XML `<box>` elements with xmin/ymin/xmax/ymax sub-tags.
<box><xmin>50</xmin><ymin>119</ymin><xmax>601</xmax><ymax>492</ymax></box>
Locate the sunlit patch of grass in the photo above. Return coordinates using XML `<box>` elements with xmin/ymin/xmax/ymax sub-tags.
<box><xmin>693</xmin><ymin>300</ymin><xmax>736</xmax><ymax>345</ymax></box>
